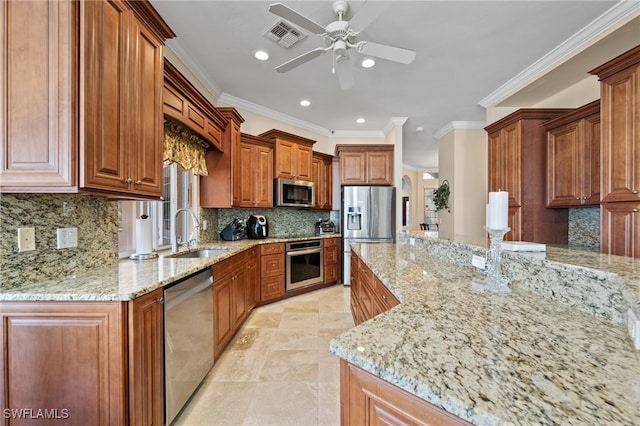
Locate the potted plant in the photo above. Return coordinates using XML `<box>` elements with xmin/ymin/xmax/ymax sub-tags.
<box><xmin>433</xmin><ymin>180</ymin><xmax>450</xmax><ymax>212</ymax></box>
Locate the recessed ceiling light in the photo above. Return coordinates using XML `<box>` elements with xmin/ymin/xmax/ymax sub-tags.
<box><xmin>361</xmin><ymin>58</ymin><xmax>375</xmax><ymax>68</ymax></box>
<box><xmin>254</xmin><ymin>50</ymin><xmax>269</xmax><ymax>61</ymax></box>
<box><xmin>300</xmin><ymin>99</ymin><xmax>311</xmax><ymax>107</ymax></box>
<box><xmin>356</xmin><ymin>118</ymin><xmax>365</xmax><ymax>124</ymax></box>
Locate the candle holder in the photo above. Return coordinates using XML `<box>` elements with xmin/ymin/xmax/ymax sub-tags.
<box><xmin>475</xmin><ymin>226</ymin><xmax>511</xmax><ymax>294</ymax></box>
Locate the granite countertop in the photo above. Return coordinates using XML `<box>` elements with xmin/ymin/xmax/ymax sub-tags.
<box><xmin>0</xmin><ymin>234</ymin><xmax>340</xmax><ymax>302</ymax></box>
<box><xmin>329</xmin><ymin>242</ymin><xmax>640</xmax><ymax>425</ymax></box>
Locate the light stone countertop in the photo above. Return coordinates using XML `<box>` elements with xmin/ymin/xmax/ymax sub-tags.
<box><xmin>0</xmin><ymin>235</ymin><xmax>339</xmax><ymax>302</ymax></box>
<box><xmin>329</xmin><ymin>241</ymin><xmax>640</xmax><ymax>425</ymax></box>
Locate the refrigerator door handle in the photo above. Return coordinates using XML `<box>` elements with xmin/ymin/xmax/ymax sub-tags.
<box><xmin>368</xmin><ymin>187</ymin><xmax>373</xmax><ymax>237</ymax></box>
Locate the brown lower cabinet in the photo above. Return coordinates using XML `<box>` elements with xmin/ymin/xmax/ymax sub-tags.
<box><xmin>341</xmin><ymin>360</ymin><xmax>471</xmax><ymax>426</ymax></box>
<box><xmin>260</xmin><ymin>243</ymin><xmax>286</xmax><ymax>302</ymax></box>
<box><xmin>350</xmin><ymin>250</ymin><xmax>399</xmax><ymax>325</ymax></box>
<box><xmin>324</xmin><ymin>237</ymin><xmax>341</xmax><ymax>284</ymax></box>
<box><xmin>0</xmin><ymin>298</ymin><xmax>156</xmax><ymax>426</ymax></box>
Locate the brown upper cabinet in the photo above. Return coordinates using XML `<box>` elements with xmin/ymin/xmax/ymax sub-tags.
<box><xmin>259</xmin><ymin>129</ymin><xmax>315</xmax><ymax>181</ymax></box>
<box><xmin>163</xmin><ymin>60</ymin><xmax>227</xmax><ymax>152</ymax></box>
<box><xmin>0</xmin><ymin>0</ymin><xmax>174</xmax><ymax>199</ymax></box>
<box><xmin>335</xmin><ymin>144</ymin><xmax>394</xmax><ymax>185</ymax></box>
<box><xmin>545</xmin><ymin>100</ymin><xmax>600</xmax><ymax>208</ymax></box>
<box><xmin>590</xmin><ymin>45</ymin><xmax>640</xmax><ymax>258</ymax></box>
<box><xmin>485</xmin><ymin>109</ymin><xmax>571</xmax><ymax>243</ymax></box>
<box><xmin>236</xmin><ymin>133</ymin><xmax>274</xmax><ymax>208</ymax></box>
<box><xmin>312</xmin><ymin>152</ymin><xmax>334</xmax><ymax>210</ymax></box>
<box><xmin>590</xmin><ymin>45</ymin><xmax>640</xmax><ymax>204</ymax></box>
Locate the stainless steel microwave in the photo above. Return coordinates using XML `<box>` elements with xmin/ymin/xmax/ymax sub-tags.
<box><xmin>275</xmin><ymin>178</ymin><xmax>314</xmax><ymax>208</ymax></box>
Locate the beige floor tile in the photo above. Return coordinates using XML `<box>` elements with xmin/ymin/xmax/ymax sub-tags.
<box><xmin>278</xmin><ymin>312</ymin><xmax>319</xmax><ymax>330</ymax></box>
<box><xmin>260</xmin><ymin>350</ymin><xmax>318</xmax><ymax>382</ymax></box>
<box><xmin>173</xmin><ymin>381</ymin><xmax>257</xmax><ymax>426</ymax></box>
<box><xmin>177</xmin><ymin>285</ymin><xmax>352</xmax><ymax>426</ymax></box>
<box><xmin>243</xmin><ymin>381</ymin><xmax>318</xmax><ymax>426</ymax></box>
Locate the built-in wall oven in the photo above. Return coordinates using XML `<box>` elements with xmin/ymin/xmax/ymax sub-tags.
<box><xmin>286</xmin><ymin>240</ymin><xmax>323</xmax><ymax>291</ymax></box>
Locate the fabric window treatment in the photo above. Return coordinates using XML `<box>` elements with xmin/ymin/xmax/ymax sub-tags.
<box><xmin>163</xmin><ymin>119</ymin><xmax>209</xmax><ymax>176</ymax></box>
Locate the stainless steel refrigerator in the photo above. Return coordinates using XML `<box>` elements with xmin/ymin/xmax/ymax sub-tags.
<box><xmin>342</xmin><ymin>186</ymin><xmax>395</xmax><ymax>285</ymax></box>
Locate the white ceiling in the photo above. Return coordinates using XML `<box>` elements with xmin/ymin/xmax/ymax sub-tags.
<box><xmin>150</xmin><ymin>1</ymin><xmax>638</xmax><ymax>171</ymax></box>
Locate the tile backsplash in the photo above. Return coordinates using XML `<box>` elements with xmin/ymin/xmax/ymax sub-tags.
<box><xmin>0</xmin><ymin>194</ymin><xmax>119</xmax><ymax>289</ymax></box>
<box><xmin>568</xmin><ymin>207</ymin><xmax>599</xmax><ymax>251</ymax></box>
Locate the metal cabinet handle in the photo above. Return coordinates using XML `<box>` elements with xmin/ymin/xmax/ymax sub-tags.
<box><xmin>576</xmin><ymin>197</ymin><xmax>581</xmax><ymax>200</ymax></box>
<box><xmin>632</xmin><ymin>208</ymin><xmax>639</xmax><ymax>213</ymax></box>
<box><xmin>583</xmin><ymin>196</ymin><xmax>587</xmax><ymax>200</ymax></box>
<box><xmin>382</xmin><ymin>295</ymin><xmax>388</xmax><ymax>301</ymax></box>
<box><xmin>632</xmin><ymin>189</ymin><xmax>639</xmax><ymax>195</ymax></box>
<box><xmin>124</xmin><ymin>178</ymin><xmax>132</xmax><ymax>184</ymax></box>
<box><xmin>134</xmin><ymin>180</ymin><xmax>142</xmax><ymax>185</ymax></box>
<box><xmin>157</xmin><ymin>297</ymin><xmax>165</xmax><ymax>303</ymax></box>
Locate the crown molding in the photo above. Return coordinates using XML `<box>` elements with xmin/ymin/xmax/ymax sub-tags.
<box><xmin>383</xmin><ymin>117</ymin><xmax>408</xmax><ymax>135</ymax></box>
<box><xmin>331</xmin><ymin>130</ymin><xmax>385</xmax><ymax>138</ymax></box>
<box><xmin>433</xmin><ymin>121</ymin><xmax>486</xmax><ymax>140</ymax></box>
<box><xmin>165</xmin><ymin>42</ymin><xmax>223</xmax><ymax>99</ymax></box>
<box><xmin>478</xmin><ymin>1</ymin><xmax>640</xmax><ymax>108</ymax></box>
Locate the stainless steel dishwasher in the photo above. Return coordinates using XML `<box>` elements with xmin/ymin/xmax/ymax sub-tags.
<box><xmin>164</xmin><ymin>268</ymin><xmax>214</xmax><ymax>425</ymax></box>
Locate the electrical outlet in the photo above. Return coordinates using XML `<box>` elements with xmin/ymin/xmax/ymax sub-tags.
<box><xmin>472</xmin><ymin>255</ymin><xmax>486</xmax><ymax>270</ymax></box>
<box><xmin>56</xmin><ymin>227</ymin><xmax>78</xmax><ymax>249</ymax></box>
<box><xmin>409</xmin><ymin>238</ymin><xmax>415</xmax><ymax>246</ymax></box>
<box><xmin>17</xmin><ymin>227</ymin><xmax>36</xmax><ymax>252</ymax></box>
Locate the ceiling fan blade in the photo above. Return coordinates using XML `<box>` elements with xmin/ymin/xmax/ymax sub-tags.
<box><xmin>275</xmin><ymin>47</ymin><xmax>327</xmax><ymax>73</ymax></box>
<box><xmin>348</xmin><ymin>1</ymin><xmax>388</xmax><ymax>32</ymax></box>
<box><xmin>357</xmin><ymin>41</ymin><xmax>416</xmax><ymax>64</ymax></box>
<box><xmin>335</xmin><ymin>55</ymin><xmax>354</xmax><ymax>90</ymax></box>
<box><xmin>268</xmin><ymin>3</ymin><xmax>326</xmax><ymax>35</ymax></box>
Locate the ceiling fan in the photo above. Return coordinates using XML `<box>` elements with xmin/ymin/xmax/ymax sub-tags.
<box><xmin>268</xmin><ymin>1</ymin><xmax>417</xmax><ymax>90</ymax></box>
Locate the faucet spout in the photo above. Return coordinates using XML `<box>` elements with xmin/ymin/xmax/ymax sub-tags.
<box><xmin>172</xmin><ymin>208</ymin><xmax>200</xmax><ymax>253</ymax></box>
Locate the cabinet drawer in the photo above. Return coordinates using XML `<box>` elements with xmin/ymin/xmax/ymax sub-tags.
<box><xmin>324</xmin><ymin>263</ymin><xmax>338</xmax><ymax>284</ymax></box>
<box><xmin>323</xmin><ymin>237</ymin><xmax>338</xmax><ymax>247</ymax></box>
<box><xmin>261</xmin><ymin>275</ymin><xmax>284</xmax><ymax>301</ymax></box>
<box><xmin>261</xmin><ymin>253</ymin><xmax>285</xmax><ymax>277</ymax></box>
<box><xmin>374</xmin><ymin>277</ymin><xmax>399</xmax><ymax>310</ymax></box>
<box><xmin>261</xmin><ymin>243</ymin><xmax>285</xmax><ymax>255</ymax></box>
<box><xmin>324</xmin><ymin>245</ymin><xmax>338</xmax><ymax>264</ymax></box>
<box><xmin>213</xmin><ymin>252</ymin><xmax>245</xmax><ymax>279</ymax></box>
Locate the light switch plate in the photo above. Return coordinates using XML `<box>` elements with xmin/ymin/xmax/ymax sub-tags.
<box><xmin>17</xmin><ymin>227</ymin><xmax>36</xmax><ymax>252</ymax></box>
<box><xmin>56</xmin><ymin>227</ymin><xmax>78</xmax><ymax>249</ymax></box>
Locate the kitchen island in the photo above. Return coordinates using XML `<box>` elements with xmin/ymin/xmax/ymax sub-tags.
<box><xmin>330</xmin><ymin>234</ymin><xmax>640</xmax><ymax>425</ymax></box>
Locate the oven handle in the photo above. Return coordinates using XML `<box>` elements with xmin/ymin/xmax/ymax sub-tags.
<box><xmin>287</xmin><ymin>248</ymin><xmax>323</xmax><ymax>257</ymax></box>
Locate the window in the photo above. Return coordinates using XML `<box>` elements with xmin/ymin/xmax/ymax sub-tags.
<box><xmin>118</xmin><ymin>163</ymin><xmax>198</xmax><ymax>258</ymax></box>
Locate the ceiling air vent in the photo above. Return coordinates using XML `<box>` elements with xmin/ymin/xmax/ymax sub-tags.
<box><xmin>265</xmin><ymin>20</ymin><xmax>306</xmax><ymax>48</ymax></box>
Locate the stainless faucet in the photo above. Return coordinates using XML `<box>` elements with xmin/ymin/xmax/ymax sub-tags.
<box><xmin>172</xmin><ymin>208</ymin><xmax>200</xmax><ymax>253</ymax></box>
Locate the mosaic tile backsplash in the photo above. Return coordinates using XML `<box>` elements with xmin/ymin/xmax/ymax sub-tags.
<box><xmin>1</xmin><ymin>194</ymin><xmax>119</xmax><ymax>288</ymax></box>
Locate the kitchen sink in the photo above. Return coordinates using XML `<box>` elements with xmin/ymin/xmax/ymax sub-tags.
<box><xmin>169</xmin><ymin>248</ymin><xmax>228</xmax><ymax>259</ymax></box>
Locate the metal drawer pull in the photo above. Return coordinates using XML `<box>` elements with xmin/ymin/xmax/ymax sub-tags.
<box><xmin>632</xmin><ymin>189</ymin><xmax>639</xmax><ymax>194</ymax></box>
<box><xmin>632</xmin><ymin>208</ymin><xmax>639</xmax><ymax>213</ymax></box>
<box><xmin>124</xmin><ymin>178</ymin><xmax>132</xmax><ymax>184</ymax></box>
<box><xmin>583</xmin><ymin>196</ymin><xmax>587</xmax><ymax>200</ymax></box>
<box><xmin>382</xmin><ymin>295</ymin><xmax>388</xmax><ymax>301</ymax></box>
<box><xmin>134</xmin><ymin>180</ymin><xmax>142</xmax><ymax>185</ymax></box>
<box><xmin>576</xmin><ymin>197</ymin><xmax>581</xmax><ymax>200</ymax></box>
<box><xmin>157</xmin><ymin>297</ymin><xmax>165</xmax><ymax>303</ymax></box>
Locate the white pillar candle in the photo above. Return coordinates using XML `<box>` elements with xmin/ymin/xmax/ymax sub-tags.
<box><xmin>487</xmin><ymin>191</ymin><xmax>508</xmax><ymax>229</ymax></box>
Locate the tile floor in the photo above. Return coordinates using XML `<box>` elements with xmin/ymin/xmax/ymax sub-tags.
<box><xmin>174</xmin><ymin>284</ymin><xmax>354</xmax><ymax>426</ymax></box>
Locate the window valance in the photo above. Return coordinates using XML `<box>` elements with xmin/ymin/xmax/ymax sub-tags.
<box><xmin>163</xmin><ymin>119</ymin><xmax>208</xmax><ymax>176</ymax></box>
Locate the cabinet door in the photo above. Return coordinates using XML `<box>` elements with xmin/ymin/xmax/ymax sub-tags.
<box><xmin>129</xmin><ymin>17</ymin><xmax>163</xmax><ymax>197</ymax></box>
<box><xmin>547</xmin><ymin>121</ymin><xmax>581</xmax><ymax>207</ymax></box>
<box><xmin>342</xmin><ymin>361</ymin><xmax>472</xmax><ymax>426</ymax></box>
<box><xmin>312</xmin><ymin>157</ymin><xmax>321</xmax><ymax>208</ymax></box>
<box><xmin>341</xmin><ymin>152</ymin><xmax>367</xmax><ymax>185</ymax></box>
<box><xmin>213</xmin><ymin>277</ymin><xmax>233</xmax><ymax>358</ymax></box>
<box><xmin>295</xmin><ymin>144</ymin><xmax>313</xmax><ymax>180</ymax></box>
<box><xmin>254</xmin><ymin>144</ymin><xmax>274</xmax><ymax>208</ymax></box>
<box><xmin>601</xmin><ymin>201</ymin><xmax>640</xmax><ymax>258</ymax></box>
<box><xmin>0</xmin><ymin>302</ymin><xmax>126</xmax><ymax>425</ymax></box>
<box><xmin>232</xmin><ymin>269</ymin><xmax>247</xmax><ymax>328</ymax></box>
<box><xmin>236</xmin><ymin>142</ymin><xmax>255</xmax><ymax>207</ymax></box>
<box><xmin>366</xmin><ymin>151</ymin><xmax>393</xmax><ymax>185</ymax></box>
<box><xmin>275</xmin><ymin>139</ymin><xmax>296</xmax><ymax>179</ymax></box>
<box><xmin>0</xmin><ymin>0</ymin><xmax>77</xmax><ymax>191</ymax></box>
<box><xmin>600</xmin><ymin>64</ymin><xmax>640</xmax><ymax>203</ymax></box>
<box><xmin>582</xmin><ymin>113</ymin><xmax>601</xmax><ymax>205</ymax></box>
<box><xmin>246</xmin><ymin>248</ymin><xmax>260</xmax><ymax>311</ymax></box>
<box><xmin>81</xmin><ymin>0</ymin><xmax>130</xmax><ymax>193</ymax></box>
<box><xmin>321</xmin><ymin>158</ymin><xmax>333</xmax><ymax>209</ymax></box>
<box><xmin>488</xmin><ymin>123</ymin><xmax>522</xmax><ymax>207</ymax></box>
<box><xmin>129</xmin><ymin>289</ymin><xmax>164</xmax><ymax>426</ymax></box>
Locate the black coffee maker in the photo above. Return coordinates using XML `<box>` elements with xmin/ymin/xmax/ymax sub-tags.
<box><xmin>246</xmin><ymin>215</ymin><xmax>268</xmax><ymax>239</ymax></box>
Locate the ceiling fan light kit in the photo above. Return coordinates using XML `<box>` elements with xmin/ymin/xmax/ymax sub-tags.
<box><xmin>268</xmin><ymin>1</ymin><xmax>416</xmax><ymax>90</ymax></box>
